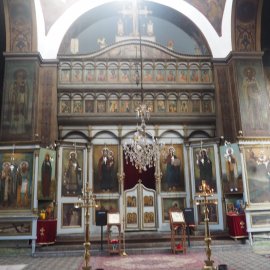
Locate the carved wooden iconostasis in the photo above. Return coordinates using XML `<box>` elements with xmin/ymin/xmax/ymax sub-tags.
<box><xmin>56</xmin><ymin>0</ymin><xmax>216</xmax><ymax>235</ymax></box>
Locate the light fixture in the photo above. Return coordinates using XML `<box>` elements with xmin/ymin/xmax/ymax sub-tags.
<box><xmin>10</xmin><ymin>144</ymin><xmax>15</xmax><ymax>171</ymax></box>
<box><xmin>123</xmin><ymin>1</ymin><xmax>164</xmax><ymax>172</ymax></box>
<box><xmin>196</xmin><ymin>180</ymin><xmax>217</xmax><ymax>270</ymax></box>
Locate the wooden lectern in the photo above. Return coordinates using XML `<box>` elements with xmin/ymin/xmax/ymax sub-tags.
<box><xmin>169</xmin><ymin>208</ymin><xmax>186</xmax><ymax>254</ymax></box>
<box><xmin>107</xmin><ymin>212</ymin><xmax>122</xmax><ymax>255</ymax></box>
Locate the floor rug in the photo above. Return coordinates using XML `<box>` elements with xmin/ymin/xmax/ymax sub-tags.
<box><xmin>78</xmin><ymin>251</ymin><xmax>230</xmax><ymax>270</ymax></box>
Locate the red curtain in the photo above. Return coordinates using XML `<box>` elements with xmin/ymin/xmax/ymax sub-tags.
<box><xmin>123</xmin><ymin>152</ymin><xmax>155</xmax><ymax>190</ymax></box>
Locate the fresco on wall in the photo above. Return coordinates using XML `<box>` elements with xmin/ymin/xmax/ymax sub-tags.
<box><xmin>160</xmin><ymin>144</ymin><xmax>185</xmax><ymax>192</ymax></box>
<box><xmin>243</xmin><ymin>146</ymin><xmax>270</xmax><ymax>205</ymax></box>
<box><xmin>0</xmin><ymin>152</ymin><xmax>33</xmax><ymax>210</ymax></box>
<box><xmin>38</xmin><ymin>148</ymin><xmax>56</xmax><ymax>200</ymax></box>
<box><xmin>1</xmin><ymin>61</ymin><xmax>36</xmax><ymax>140</ymax></box>
<box><xmin>8</xmin><ymin>0</ymin><xmax>32</xmax><ymax>52</ymax></box>
<box><xmin>58</xmin><ymin>1</ymin><xmax>210</xmax><ymax>56</ymax></box>
<box><xmin>184</xmin><ymin>0</ymin><xmax>226</xmax><ymax>36</ymax></box>
<box><xmin>235</xmin><ymin>0</ymin><xmax>257</xmax><ymax>51</ymax></box>
<box><xmin>93</xmin><ymin>145</ymin><xmax>118</xmax><ymax>193</ymax></box>
<box><xmin>219</xmin><ymin>143</ymin><xmax>243</xmax><ymax>194</ymax></box>
<box><xmin>236</xmin><ymin>60</ymin><xmax>270</xmax><ymax>136</ymax></box>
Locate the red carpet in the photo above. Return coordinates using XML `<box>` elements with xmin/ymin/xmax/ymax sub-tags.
<box><xmin>78</xmin><ymin>251</ymin><xmax>234</xmax><ymax>270</ymax></box>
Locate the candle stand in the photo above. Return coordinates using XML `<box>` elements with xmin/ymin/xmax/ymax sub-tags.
<box><xmin>75</xmin><ymin>183</ymin><xmax>96</xmax><ymax>270</ymax></box>
<box><xmin>196</xmin><ymin>180</ymin><xmax>217</xmax><ymax>270</ymax></box>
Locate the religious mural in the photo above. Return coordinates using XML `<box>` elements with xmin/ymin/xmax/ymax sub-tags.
<box><xmin>235</xmin><ymin>0</ymin><xmax>258</xmax><ymax>51</ymax></box>
<box><xmin>1</xmin><ymin>61</ymin><xmax>36</xmax><ymax>140</ymax></box>
<box><xmin>236</xmin><ymin>60</ymin><xmax>270</xmax><ymax>136</ymax></box>
<box><xmin>183</xmin><ymin>0</ymin><xmax>226</xmax><ymax>36</ymax></box>
<box><xmin>160</xmin><ymin>144</ymin><xmax>185</xmax><ymax>192</ymax></box>
<box><xmin>58</xmin><ymin>91</ymin><xmax>215</xmax><ymax>116</ymax></box>
<box><xmin>0</xmin><ymin>152</ymin><xmax>34</xmax><ymax>210</ymax></box>
<box><xmin>58</xmin><ymin>0</ymin><xmax>210</xmax><ymax>55</ymax></box>
<box><xmin>61</xmin><ymin>148</ymin><xmax>83</xmax><ymax>197</ymax></box>
<box><xmin>8</xmin><ymin>0</ymin><xmax>32</xmax><ymax>52</ymax></box>
<box><xmin>219</xmin><ymin>143</ymin><xmax>243</xmax><ymax>194</ymax></box>
<box><xmin>59</xmin><ymin>60</ymin><xmax>212</xmax><ymax>84</ymax></box>
<box><xmin>38</xmin><ymin>148</ymin><xmax>56</xmax><ymax>200</ymax></box>
<box><xmin>243</xmin><ymin>146</ymin><xmax>270</xmax><ymax>205</ymax></box>
<box><xmin>193</xmin><ymin>146</ymin><xmax>216</xmax><ymax>193</ymax></box>
<box><xmin>93</xmin><ymin>145</ymin><xmax>118</xmax><ymax>193</ymax></box>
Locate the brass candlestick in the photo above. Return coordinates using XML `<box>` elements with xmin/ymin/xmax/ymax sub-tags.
<box><xmin>75</xmin><ymin>182</ymin><xmax>96</xmax><ymax>270</ymax></box>
<box><xmin>196</xmin><ymin>180</ymin><xmax>217</xmax><ymax>270</ymax></box>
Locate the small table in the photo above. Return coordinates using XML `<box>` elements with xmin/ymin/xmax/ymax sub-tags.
<box><xmin>36</xmin><ymin>219</ymin><xmax>57</xmax><ymax>245</ymax></box>
<box><xmin>226</xmin><ymin>213</ymin><xmax>248</xmax><ymax>239</ymax></box>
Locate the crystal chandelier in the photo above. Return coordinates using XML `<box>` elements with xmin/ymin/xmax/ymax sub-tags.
<box><xmin>10</xmin><ymin>144</ymin><xmax>15</xmax><ymax>171</ymax></box>
<box><xmin>123</xmin><ymin>103</ymin><xmax>164</xmax><ymax>172</ymax></box>
<box><xmin>123</xmin><ymin>2</ymin><xmax>164</xmax><ymax>172</ymax></box>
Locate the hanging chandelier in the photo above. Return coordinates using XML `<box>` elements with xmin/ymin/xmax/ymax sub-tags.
<box><xmin>123</xmin><ymin>1</ymin><xmax>165</xmax><ymax>172</ymax></box>
<box><xmin>123</xmin><ymin>103</ymin><xmax>165</xmax><ymax>172</ymax></box>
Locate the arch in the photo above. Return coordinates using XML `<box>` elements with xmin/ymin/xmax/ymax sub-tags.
<box><xmin>159</xmin><ymin>129</ymin><xmax>184</xmax><ymax>139</ymax></box>
<box><xmin>92</xmin><ymin>130</ymin><xmax>118</xmax><ymax>141</ymax></box>
<box><xmin>34</xmin><ymin>0</ymin><xmax>233</xmax><ymax>59</ymax></box>
<box><xmin>187</xmin><ymin>130</ymin><xmax>213</xmax><ymax>139</ymax></box>
<box><xmin>62</xmin><ymin>130</ymin><xmax>90</xmax><ymax>141</ymax></box>
<box><xmin>122</xmin><ymin>129</ymin><xmax>155</xmax><ymax>142</ymax></box>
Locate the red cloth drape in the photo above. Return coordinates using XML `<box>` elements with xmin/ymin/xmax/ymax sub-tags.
<box><xmin>37</xmin><ymin>219</ymin><xmax>57</xmax><ymax>244</ymax></box>
<box><xmin>123</xmin><ymin>152</ymin><xmax>155</xmax><ymax>190</ymax></box>
<box><xmin>226</xmin><ymin>213</ymin><xmax>248</xmax><ymax>238</ymax></box>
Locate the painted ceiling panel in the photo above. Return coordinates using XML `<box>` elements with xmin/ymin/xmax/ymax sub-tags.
<box><xmin>183</xmin><ymin>0</ymin><xmax>226</xmax><ymax>36</ymax></box>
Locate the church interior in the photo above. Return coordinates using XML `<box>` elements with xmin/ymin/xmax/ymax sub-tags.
<box><xmin>1</xmin><ymin>0</ymin><xmax>270</xmax><ymax>269</ymax></box>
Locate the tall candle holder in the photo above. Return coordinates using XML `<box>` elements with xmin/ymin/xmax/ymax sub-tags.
<box><xmin>196</xmin><ymin>180</ymin><xmax>217</xmax><ymax>270</ymax></box>
<box><xmin>75</xmin><ymin>182</ymin><xmax>96</xmax><ymax>270</ymax></box>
